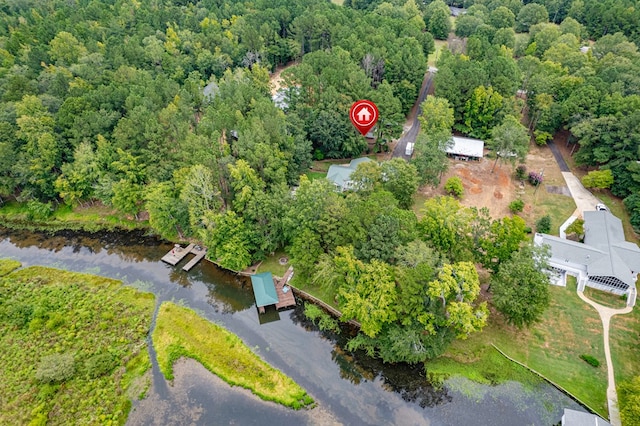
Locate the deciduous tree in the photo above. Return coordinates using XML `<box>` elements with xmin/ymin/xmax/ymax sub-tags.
<box><xmin>491</xmin><ymin>245</ymin><xmax>551</xmax><ymax>328</ymax></box>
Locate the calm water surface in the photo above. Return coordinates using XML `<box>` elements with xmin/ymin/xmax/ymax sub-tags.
<box><xmin>0</xmin><ymin>227</ymin><xmax>586</xmax><ymax>425</ymax></box>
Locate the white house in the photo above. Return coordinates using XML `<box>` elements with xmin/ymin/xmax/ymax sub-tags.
<box><xmin>535</xmin><ymin>210</ymin><xmax>640</xmax><ymax>306</ymax></box>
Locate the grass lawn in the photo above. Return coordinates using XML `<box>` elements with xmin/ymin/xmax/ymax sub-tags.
<box><xmin>0</xmin><ymin>261</ymin><xmax>155</xmax><ymax>425</ymax></box>
<box><xmin>429</xmin><ymin>40</ymin><xmax>448</xmax><ymax>67</ymax></box>
<box><xmin>521</xmin><ymin>186</ymin><xmax>577</xmax><ymax>236</ymax></box>
<box><xmin>584</xmin><ymin>287</ymin><xmax>628</xmax><ymax>309</ymax></box>
<box><xmin>152</xmin><ymin>302</ymin><xmax>313</xmax><ymax>409</ymax></box>
<box><xmin>304</xmin><ymin>171</ymin><xmax>328</xmax><ymax>182</ymax></box>
<box><xmin>257</xmin><ymin>250</ymin><xmax>290</xmax><ymax>277</ymax></box>
<box><xmin>431</xmin><ymin>277</ymin><xmax>610</xmax><ymax>417</ymax></box>
<box><xmin>411</xmin><ymin>192</ymin><xmax>430</xmax><ymax>218</ymax></box>
<box><xmin>610</xmin><ymin>304</ymin><xmax>640</xmax><ymax>393</ymax></box>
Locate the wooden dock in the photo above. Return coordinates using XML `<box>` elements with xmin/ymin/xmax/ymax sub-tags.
<box><xmin>182</xmin><ymin>245</ymin><xmax>207</xmax><ymax>271</ymax></box>
<box><xmin>161</xmin><ymin>243</ymin><xmax>194</xmax><ymax>265</ymax></box>
<box><xmin>161</xmin><ymin>243</ymin><xmax>207</xmax><ymax>271</ymax></box>
<box><xmin>274</xmin><ymin>267</ymin><xmax>296</xmax><ymax>309</ymax></box>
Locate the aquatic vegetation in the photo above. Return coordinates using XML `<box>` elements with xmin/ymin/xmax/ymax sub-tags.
<box><xmin>153</xmin><ymin>302</ymin><xmax>314</xmax><ymax>409</ymax></box>
<box><xmin>0</xmin><ymin>264</ymin><xmax>155</xmax><ymax>425</ymax></box>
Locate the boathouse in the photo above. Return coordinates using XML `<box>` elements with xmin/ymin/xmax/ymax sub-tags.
<box><xmin>250</xmin><ymin>268</ymin><xmax>296</xmax><ymax>314</ymax></box>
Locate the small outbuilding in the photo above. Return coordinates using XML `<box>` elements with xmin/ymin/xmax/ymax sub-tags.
<box><xmin>250</xmin><ymin>272</ymin><xmax>279</xmax><ymax>312</ymax></box>
<box><xmin>444</xmin><ymin>136</ymin><xmax>484</xmax><ymax>161</ymax></box>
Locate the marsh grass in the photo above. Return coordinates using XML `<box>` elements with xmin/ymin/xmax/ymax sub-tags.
<box><xmin>0</xmin><ymin>264</ymin><xmax>154</xmax><ymax>425</ymax></box>
<box><xmin>0</xmin><ymin>259</ymin><xmax>21</xmax><ymax>276</ymax></box>
<box><xmin>152</xmin><ymin>302</ymin><xmax>313</xmax><ymax>409</ymax></box>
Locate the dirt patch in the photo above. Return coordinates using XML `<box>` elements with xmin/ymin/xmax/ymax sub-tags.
<box><xmin>269</xmin><ymin>62</ymin><xmax>297</xmax><ymax>95</ymax></box>
<box><xmin>420</xmin><ymin>157</ymin><xmax>516</xmax><ymax>219</ymax></box>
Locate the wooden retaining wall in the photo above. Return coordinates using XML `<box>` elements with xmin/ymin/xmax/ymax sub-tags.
<box><xmin>290</xmin><ymin>285</ymin><xmax>361</xmax><ymax>329</ymax></box>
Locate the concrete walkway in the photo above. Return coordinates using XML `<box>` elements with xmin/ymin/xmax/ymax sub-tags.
<box><xmin>577</xmin><ymin>290</ymin><xmax>633</xmax><ymax>426</ymax></box>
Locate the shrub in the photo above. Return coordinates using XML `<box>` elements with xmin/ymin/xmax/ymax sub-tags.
<box><xmin>565</xmin><ymin>218</ymin><xmax>584</xmax><ymax>238</ymax></box>
<box><xmin>536</xmin><ymin>215</ymin><xmax>551</xmax><ymax>233</ymax></box>
<box><xmin>36</xmin><ymin>353</ymin><xmax>76</xmax><ymax>383</ymax></box>
<box><xmin>84</xmin><ymin>353</ymin><xmax>116</xmax><ymax>378</ymax></box>
<box><xmin>533</xmin><ymin>130</ymin><xmax>552</xmax><ymax>145</ymax></box>
<box><xmin>524</xmin><ymin>226</ymin><xmax>532</xmax><ymax>234</ymax></box>
<box><xmin>580</xmin><ymin>354</ymin><xmax>600</xmax><ymax>368</ymax></box>
<box><xmin>509</xmin><ymin>199</ymin><xmax>525</xmax><ymax>213</ymax></box>
<box><xmin>26</xmin><ymin>200</ymin><xmax>53</xmax><ymax>221</ymax></box>
<box><xmin>528</xmin><ymin>171</ymin><xmax>543</xmax><ymax>186</ymax></box>
<box><xmin>581</xmin><ymin>169</ymin><xmax>614</xmax><ymax>189</ymax></box>
<box><xmin>515</xmin><ymin>165</ymin><xmax>527</xmax><ymax>180</ymax></box>
<box><xmin>304</xmin><ymin>303</ymin><xmax>340</xmax><ymax>333</ymax></box>
<box><xmin>444</xmin><ymin>176</ymin><xmax>464</xmax><ymax>198</ymax></box>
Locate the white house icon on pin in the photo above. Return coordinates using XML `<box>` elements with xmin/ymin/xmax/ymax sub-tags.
<box><xmin>357</xmin><ymin>107</ymin><xmax>371</xmax><ymax>122</ymax></box>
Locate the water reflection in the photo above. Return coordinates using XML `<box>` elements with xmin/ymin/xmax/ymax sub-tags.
<box><xmin>0</xmin><ymin>226</ymin><xmax>591</xmax><ymax>425</ymax></box>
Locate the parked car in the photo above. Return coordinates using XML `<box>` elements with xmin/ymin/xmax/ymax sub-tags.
<box><xmin>405</xmin><ymin>142</ymin><xmax>414</xmax><ymax>156</ymax></box>
<box><xmin>596</xmin><ymin>203</ymin><xmax>608</xmax><ymax>212</ymax></box>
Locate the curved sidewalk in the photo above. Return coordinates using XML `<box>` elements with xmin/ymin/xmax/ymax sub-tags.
<box><xmin>577</xmin><ymin>290</ymin><xmax>633</xmax><ymax>426</ymax></box>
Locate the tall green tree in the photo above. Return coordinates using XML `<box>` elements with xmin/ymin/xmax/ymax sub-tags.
<box><xmin>491</xmin><ymin>245</ymin><xmax>551</xmax><ymax>328</ymax></box>
<box><xmin>489</xmin><ymin>115</ymin><xmax>530</xmax><ymax>172</ymax></box>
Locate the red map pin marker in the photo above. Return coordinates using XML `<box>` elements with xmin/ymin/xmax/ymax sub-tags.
<box><xmin>350</xmin><ymin>100</ymin><xmax>379</xmax><ymax>136</ymax></box>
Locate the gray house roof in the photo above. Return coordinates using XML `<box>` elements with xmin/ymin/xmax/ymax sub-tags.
<box><xmin>536</xmin><ymin>211</ymin><xmax>640</xmax><ymax>287</ymax></box>
<box><xmin>562</xmin><ymin>408</ymin><xmax>610</xmax><ymax>426</ymax></box>
<box><xmin>326</xmin><ymin>157</ymin><xmax>372</xmax><ymax>190</ymax></box>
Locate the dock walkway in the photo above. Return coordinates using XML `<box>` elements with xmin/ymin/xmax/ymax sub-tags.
<box><xmin>274</xmin><ymin>267</ymin><xmax>296</xmax><ymax>309</ymax></box>
<box><xmin>161</xmin><ymin>243</ymin><xmax>207</xmax><ymax>271</ymax></box>
<box><xmin>183</xmin><ymin>245</ymin><xmax>207</xmax><ymax>271</ymax></box>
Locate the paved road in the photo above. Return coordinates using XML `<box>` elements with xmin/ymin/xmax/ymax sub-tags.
<box><xmin>392</xmin><ymin>71</ymin><xmax>434</xmax><ymax>160</ymax></box>
<box><xmin>577</xmin><ymin>290</ymin><xmax>633</xmax><ymax>426</ymax></box>
<box><xmin>548</xmin><ymin>140</ymin><xmax>569</xmax><ymax>172</ymax></box>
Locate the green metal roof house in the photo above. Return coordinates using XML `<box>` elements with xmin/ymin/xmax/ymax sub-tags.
<box><xmin>250</xmin><ymin>272</ymin><xmax>278</xmax><ymax>308</ymax></box>
<box><xmin>327</xmin><ymin>157</ymin><xmax>372</xmax><ymax>192</ymax></box>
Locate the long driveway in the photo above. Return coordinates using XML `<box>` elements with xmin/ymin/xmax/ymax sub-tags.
<box><xmin>391</xmin><ymin>71</ymin><xmax>434</xmax><ymax>160</ymax></box>
<box><xmin>577</xmin><ymin>290</ymin><xmax>632</xmax><ymax>426</ymax></box>
<box><xmin>547</xmin><ymin>141</ymin><xmax>601</xmax><ymax>216</ymax></box>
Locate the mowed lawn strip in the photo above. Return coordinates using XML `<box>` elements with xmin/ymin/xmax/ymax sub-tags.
<box><xmin>429</xmin><ymin>277</ymin><xmax>609</xmax><ymax>418</ymax></box>
<box><xmin>152</xmin><ymin>302</ymin><xmax>313</xmax><ymax>409</ymax></box>
<box><xmin>0</xmin><ymin>262</ymin><xmax>155</xmax><ymax>425</ymax></box>
<box><xmin>610</xmin><ymin>305</ymin><xmax>640</xmax><ymax>394</ymax></box>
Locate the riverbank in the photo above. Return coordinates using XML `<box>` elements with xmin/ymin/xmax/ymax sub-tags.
<box><xmin>0</xmin><ymin>201</ymin><xmax>146</xmax><ymax>233</ymax></box>
<box><xmin>0</xmin><ymin>260</ymin><xmax>155</xmax><ymax>425</ymax></box>
<box><xmin>152</xmin><ymin>302</ymin><xmax>314</xmax><ymax>409</ymax></box>
<box><xmin>0</xmin><ymin>227</ymin><xmax>587</xmax><ymax>424</ymax></box>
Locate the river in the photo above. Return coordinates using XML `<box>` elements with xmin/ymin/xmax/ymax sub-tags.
<box><xmin>0</xmin><ymin>227</ymin><xmax>586</xmax><ymax>425</ymax></box>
